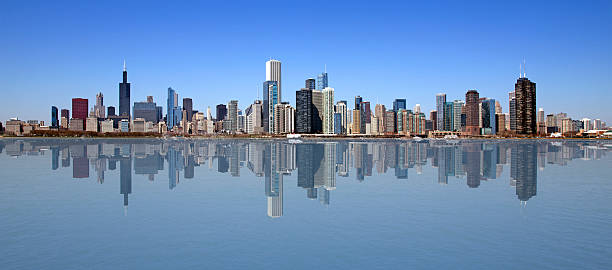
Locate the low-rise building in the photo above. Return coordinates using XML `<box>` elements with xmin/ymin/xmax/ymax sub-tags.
<box><xmin>86</xmin><ymin>117</ymin><xmax>98</xmax><ymax>132</ymax></box>
<box><xmin>69</xmin><ymin>118</ymin><xmax>84</xmax><ymax>131</ymax></box>
<box><xmin>5</xmin><ymin>119</ymin><xmax>24</xmax><ymax>135</ymax></box>
<box><xmin>120</xmin><ymin>119</ymin><xmax>130</xmax><ymax>132</ymax></box>
<box><xmin>100</xmin><ymin>119</ymin><xmax>114</xmax><ymax>133</ymax></box>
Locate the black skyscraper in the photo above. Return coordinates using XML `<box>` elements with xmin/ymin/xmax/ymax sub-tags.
<box><xmin>119</xmin><ymin>62</ymin><xmax>131</xmax><ymax>117</ymax></box>
<box><xmin>216</xmin><ymin>104</ymin><xmax>227</xmax><ymax>121</ymax></box>
<box><xmin>296</xmin><ymin>88</ymin><xmax>313</xmax><ymax>133</ymax></box>
<box><xmin>107</xmin><ymin>106</ymin><xmax>116</xmax><ymax>117</ymax></box>
<box><xmin>515</xmin><ymin>77</ymin><xmax>536</xmax><ymax>135</ymax></box>
<box><xmin>183</xmin><ymin>98</ymin><xmax>193</xmax><ymax>122</ymax></box>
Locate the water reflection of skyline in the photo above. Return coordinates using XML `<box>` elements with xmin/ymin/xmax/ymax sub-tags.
<box><xmin>1</xmin><ymin>139</ymin><xmax>609</xmax><ymax>218</ymax></box>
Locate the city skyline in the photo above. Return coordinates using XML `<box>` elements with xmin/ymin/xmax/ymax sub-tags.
<box><xmin>1</xmin><ymin>1</ymin><xmax>611</xmax><ymax>123</ymax></box>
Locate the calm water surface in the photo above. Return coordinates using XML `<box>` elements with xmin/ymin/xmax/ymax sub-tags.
<box><xmin>0</xmin><ymin>138</ymin><xmax>611</xmax><ymax>269</ymax></box>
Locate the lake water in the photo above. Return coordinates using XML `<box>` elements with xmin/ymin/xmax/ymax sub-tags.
<box><xmin>0</xmin><ymin>138</ymin><xmax>611</xmax><ymax>269</ymax></box>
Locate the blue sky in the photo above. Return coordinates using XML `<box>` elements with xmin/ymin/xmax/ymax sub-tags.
<box><xmin>1</xmin><ymin>0</ymin><xmax>611</xmax><ymax>123</ymax></box>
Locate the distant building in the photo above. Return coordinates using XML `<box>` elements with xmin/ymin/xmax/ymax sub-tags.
<box><xmin>133</xmin><ymin>100</ymin><xmax>160</xmax><ymax>123</ymax></box>
<box><xmin>452</xmin><ymin>100</ymin><xmax>464</xmax><ymax>131</ymax></box>
<box><xmin>86</xmin><ymin>117</ymin><xmax>98</xmax><ymax>132</ymax></box>
<box><xmin>436</xmin><ymin>93</ymin><xmax>446</xmax><ymax>130</ymax></box>
<box><xmin>100</xmin><ymin>119</ymin><xmax>114</xmax><ymax>133</ymax></box>
<box><xmin>481</xmin><ymin>98</ymin><xmax>496</xmax><ymax>135</ymax></box>
<box><xmin>61</xmin><ymin>109</ymin><xmax>69</xmax><ymax>129</ymax></box>
<box><xmin>305</xmin><ymin>78</ymin><xmax>316</xmax><ymax>90</ymax></box>
<box><xmin>266</xmin><ymin>59</ymin><xmax>282</xmax><ymax>101</ymax></box>
<box><xmin>515</xmin><ymin>76</ymin><xmax>537</xmax><ymax>134</ymax></box>
<box><xmin>107</xmin><ymin>106</ymin><xmax>116</xmax><ymax>117</ymax></box>
<box><xmin>317</xmin><ymin>70</ymin><xmax>328</xmax><ymax>90</ymax></box>
<box><xmin>246</xmin><ymin>100</ymin><xmax>263</xmax><ymax>134</ymax></box>
<box><xmin>296</xmin><ymin>88</ymin><xmax>313</xmax><ymax>133</ymax></box>
<box><xmin>393</xmin><ymin>99</ymin><xmax>406</xmax><ymax>112</ymax></box>
<box><xmin>465</xmin><ymin>90</ymin><xmax>480</xmax><ymax>135</ymax></box>
<box><xmin>322</xmin><ymin>87</ymin><xmax>335</xmax><ymax>134</ymax></box>
<box><xmin>228</xmin><ymin>100</ymin><xmax>238</xmax><ymax>133</ymax></box>
<box><xmin>509</xmin><ymin>91</ymin><xmax>516</xmax><ymax>131</ymax></box>
<box><xmin>120</xmin><ymin>119</ymin><xmax>129</xmax><ymax>132</ymax></box>
<box><xmin>183</xmin><ymin>98</ymin><xmax>193</xmax><ymax>122</ymax></box>
<box><xmin>359</xmin><ymin>101</ymin><xmax>370</xmax><ymax>134</ymax></box>
<box><xmin>263</xmin><ymin>81</ymin><xmax>279</xmax><ymax>133</ymax></box>
<box><xmin>335</xmin><ymin>101</ymin><xmax>348</xmax><ymax>135</ymax></box>
<box><xmin>69</xmin><ymin>118</ymin><xmax>84</xmax><ymax>131</ymax></box>
<box><xmin>94</xmin><ymin>92</ymin><xmax>105</xmax><ymax>118</ymax></box>
<box><xmin>71</xmin><ymin>98</ymin><xmax>88</xmax><ymax>130</ymax></box>
<box><xmin>51</xmin><ymin>106</ymin><xmax>59</xmax><ymax>128</ymax></box>
<box><xmin>119</xmin><ymin>62</ymin><xmax>131</xmax><ymax>117</ymax></box>
<box><xmin>167</xmin><ymin>88</ymin><xmax>182</xmax><ymax>130</ymax></box>
<box><xmin>312</xmin><ymin>89</ymin><xmax>323</xmax><ymax>133</ymax></box>
<box><xmin>216</xmin><ymin>104</ymin><xmax>227</xmax><ymax>121</ymax></box>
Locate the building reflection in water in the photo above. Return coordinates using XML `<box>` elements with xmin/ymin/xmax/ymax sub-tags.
<box><xmin>1</xmin><ymin>139</ymin><xmax>609</xmax><ymax>218</ymax></box>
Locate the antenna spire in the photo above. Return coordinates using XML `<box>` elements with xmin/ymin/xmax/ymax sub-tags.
<box><xmin>324</xmin><ymin>64</ymin><xmax>327</xmax><ymax>73</ymax></box>
<box><xmin>519</xmin><ymin>63</ymin><xmax>522</xmax><ymax>78</ymax></box>
<box><xmin>123</xmin><ymin>59</ymin><xmax>126</xmax><ymax>71</ymax></box>
<box><xmin>523</xmin><ymin>58</ymin><xmax>526</xmax><ymax>78</ymax></box>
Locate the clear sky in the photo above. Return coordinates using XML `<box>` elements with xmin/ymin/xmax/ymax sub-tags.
<box><xmin>1</xmin><ymin>0</ymin><xmax>611</xmax><ymax>124</ymax></box>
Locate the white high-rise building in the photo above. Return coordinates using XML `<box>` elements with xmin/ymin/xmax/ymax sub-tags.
<box><xmin>582</xmin><ymin>118</ymin><xmax>593</xmax><ymax>131</ymax></box>
<box><xmin>414</xmin><ymin>104</ymin><xmax>421</xmax><ymax>114</ymax></box>
<box><xmin>206</xmin><ymin>106</ymin><xmax>212</xmax><ymax>121</ymax></box>
<box><xmin>537</xmin><ymin>108</ymin><xmax>545</xmax><ymax>123</ymax></box>
<box><xmin>265</xmin><ymin>59</ymin><xmax>282</xmax><ymax>102</ymax></box>
<box><xmin>322</xmin><ymin>87</ymin><xmax>335</xmax><ymax>134</ymax></box>
<box><xmin>246</xmin><ymin>100</ymin><xmax>263</xmax><ymax>134</ymax></box>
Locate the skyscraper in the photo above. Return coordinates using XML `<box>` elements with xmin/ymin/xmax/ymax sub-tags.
<box><xmin>509</xmin><ymin>91</ymin><xmax>516</xmax><ymax>131</ymax></box>
<box><xmin>133</xmin><ymin>99</ymin><xmax>159</xmax><ymax>123</ymax></box>
<box><xmin>51</xmin><ymin>106</ymin><xmax>59</xmax><ymax>128</ymax></box>
<box><xmin>296</xmin><ymin>88</ymin><xmax>313</xmax><ymax>133</ymax></box>
<box><xmin>443</xmin><ymin>102</ymin><xmax>453</xmax><ymax>131</ymax></box>
<box><xmin>167</xmin><ymin>87</ymin><xmax>182</xmax><ymax>130</ymax></box>
<box><xmin>263</xmin><ymin>80</ymin><xmax>279</xmax><ymax>133</ymax></box>
<box><xmin>481</xmin><ymin>98</ymin><xmax>496</xmax><ymax>135</ymax></box>
<box><xmin>119</xmin><ymin>62</ymin><xmax>131</xmax><ymax>117</ymax></box>
<box><xmin>359</xmin><ymin>101</ymin><xmax>370</xmax><ymax>134</ymax></box>
<box><xmin>515</xmin><ymin>76</ymin><xmax>537</xmax><ymax>134</ymax></box>
<box><xmin>452</xmin><ymin>100</ymin><xmax>464</xmax><ymax>131</ymax></box>
<box><xmin>465</xmin><ymin>90</ymin><xmax>480</xmax><ymax>135</ymax></box>
<box><xmin>71</xmin><ymin>98</ymin><xmax>88</xmax><ymax>130</ymax></box>
<box><xmin>305</xmin><ymin>78</ymin><xmax>316</xmax><ymax>90</ymax></box>
<box><xmin>335</xmin><ymin>101</ymin><xmax>348</xmax><ymax>135</ymax></box>
<box><xmin>228</xmin><ymin>100</ymin><xmax>238</xmax><ymax>133</ymax></box>
<box><xmin>183</xmin><ymin>98</ymin><xmax>193</xmax><ymax>122</ymax></box>
<box><xmin>312</xmin><ymin>89</ymin><xmax>323</xmax><ymax>133</ymax></box>
<box><xmin>246</xmin><ymin>100</ymin><xmax>263</xmax><ymax>134</ymax></box>
<box><xmin>393</xmin><ymin>99</ymin><xmax>406</xmax><ymax>112</ymax></box>
<box><xmin>354</xmin><ymin>96</ymin><xmax>363</xmax><ymax>110</ymax></box>
<box><xmin>436</xmin><ymin>93</ymin><xmax>446</xmax><ymax>130</ymax></box>
<box><xmin>216</xmin><ymin>104</ymin><xmax>227</xmax><ymax>121</ymax></box>
<box><xmin>94</xmin><ymin>92</ymin><xmax>105</xmax><ymax>118</ymax></box>
<box><xmin>322</xmin><ymin>87</ymin><xmax>335</xmax><ymax>134</ymax></box>
<box><xmin>265</xmin><ymin>59</ymin><xmax>282</xmax><ymax>102</ymax></box>
<box><xmin>317</xmin><ymin>69</ymin><xmax>328</xmax><ymax>90</ymax></box>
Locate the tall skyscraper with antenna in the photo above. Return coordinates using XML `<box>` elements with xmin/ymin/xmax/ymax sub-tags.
<box><xmin>119</xmin><ymin>61</ymin><xmax>131</xmax><ymax>117</ymax></box>
<box><xmin>317</xmin><ymin>65</ymin><xmax>328</xmax><ymax>90</ymax></box>
<box><xmin>515</xmin><ymin>61</ymin><xmax>536</xmax><ymax>135</ymax></box>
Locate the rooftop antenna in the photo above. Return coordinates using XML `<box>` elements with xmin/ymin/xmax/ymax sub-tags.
<box><xmin>324</xmin><ymin>64</ymin><xmax>327</xmax><ymax>73</ymax></box>
<box><xmin>519</xmin><ymin>63</ymin><xmax>522</xmax><ymax>78</ymax></box>
<box><xmin>523</xmin><ymin>58</ymin><xmax>526</xmax><ymax>78</ymax></box>
<box><xmin>123</xmin><ymin>59</ymin><xmax>126</xmax><ymax>71</ymax></box>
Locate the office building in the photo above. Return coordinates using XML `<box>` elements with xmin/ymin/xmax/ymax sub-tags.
<box><xmin>265</xmin><ymin>59</ymin><xmax>282</xmax><ymax>101</ymax></box>
<box><xmin>263</xmin><ymin>80</ymin><xmax>279</xmax><ymax>133</ymax></box>
<box><xmin>312</xmin><ymin>89</ymin><xmax>323</xmax><ymax>133</ymax></box>
<box><xmin>354</xmin><ymin>96</ymin><xmax>362</xmax><ymax>110</ymax></box>
<box><xmin>133</xmin><ymin>99</ymin><xmax>159</xmax><ymax>123</ymax></box>
<box><xmin>305</xmin><ymin>78</ymin><xmax>316</xmax><ymax>90</ymax></box>
<box><xmin>393</xmin><ymin>99</ymin><xmax>406</xmax><ymax>112</ymax></box>
<box><xmin>71</xmin><ymin>98</ymin><xmax>88</xmax><ymax>130</ymax></box>
<box><xmin>481</xmin><ymin>98</ymin><xmax>496</xmax><ymax>135</ymax></box>
<box><xmin>317</xmin><ymin>70</ymin><xmax>328</xmax><ymax>90</ymax></box>
<box><xmin>94</xmin><ymin>92</ymin><xmax>105</xmax><ymax>118</ymax></box>
<box><xmin>119</xmin><ymin>62</ymin><xmax>130</xmax><ymax>117</ymax></box>
<box><xmin>322</xmin><ymin>87</ymin><xmax>335</xmax><ymax>134</ymax></box>
<box><xmin>465</xmin><ymin>90</ymin><xmax>480</xmax><ymax>135</ymax></box>
<box><xmin>246</xmin><ymin>100</ymin><xmax>263</xmax><ymax>134</ymax></box>
<box><xmin>51</xmin><ymin>106</ymin><xmax>59</xmax><ymax>128</ymax></box>
<box><xmin>515</xmin><ymin>76</ymin><xmax>537</xmax><ymax>134</ymax></box>
<box><xmin>436</xmin><ymin>93</ymin><xmax>446</xmax><ymax>130</ymax></box>
<box><xmin>107</xmin><ymin>106</ymin><xmax>115</xmax><ymax>117</ymax></box>
<box><xmin>228</xmin><ymin>100</ymin><xmax>238</xmax><ymax>133</ymax></box>
<box><xmin>359</xmin><ymin>101</ymin><xmax>370</xmax><ymax>134</ymax></box>
<box><xmin>183</xmin><ymin>98</ymin><xmax>193</xmax><ymax>122</ymax></box>
<box><xmin>335</xmin><ymin>101</ymin><xmax>348</xmax><ymax>135</ymax></box>
<box><xmin>296</xmin><ymin>88</ymin><xmax>313</xmax><ymax>133</ymax></box>
<box><xmin>167</xmin><ymin>88</ymin><xmax>182</xmax><ymax>130</ymax></box>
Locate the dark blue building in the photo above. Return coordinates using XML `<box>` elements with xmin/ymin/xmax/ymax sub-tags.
<box><xmin>51</xmin><ymin>106</ymin><xmax>59</xmax><ymax>128</ymax></box>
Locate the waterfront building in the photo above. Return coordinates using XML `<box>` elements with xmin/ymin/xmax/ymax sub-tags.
<box><xmin>465</xmin><ymin>90</ymin><xmax>480</xmax><ymax>135</ymax></box>
<box><xmin>481</xmin><ymin>98</ymin><xmax>496</xmax><ymax>135</ymax></box>
<box><xmin>119</xmin><ymin>62</ymin><xmax>131</xmax><ymax>117</ymax></box>
<box><xmin>453</xmin><ymin>100</ymin><xmax>464</xmax><ymax>131</ymax></box>
<box><xmin>86</xmin><ymin>117</ymin><xmax>98</xmax><ymax>132</ymax></box>
<box><xmin>133</xmin><ymin>99</ymin><xmax>160</xmax><ymax>123</ymax></box>
<box><xmin>100</xmin><ymin>119</ymin><xmax>114</xmax><ymax>133</ymax></box>
<box><xmin>51</xmin><ymin>106</ymin><xmax>59</xmax><ymax>128</ymax></box>
<box><xmin>359</xmin><ymin>101</ymin><xmax>371</xmax><ymax>134</ymax></box>
<box><xmin>71</xmin><ymin>98</ymin><xmax>88</xmax><ymax>130</ymax></box>
<box><xmin>436</xmin><ymin>93</ymin><xmax>446</xmax><ymax>130</ymax></box>
<box><xmin>322</xmin><ymin>87</ymin><xmax>335</xmax><ymax>134</ymax></box>
<box><xmin>216</xmin><ymin>104</ymin><xmax>227</xmax><ymax>121</ymax></box>
<box><xmin>266</xmin><ymin>59</ymin><xmax>282</xmax><ymax>101</ymax></box>
<box><xmin>312</xmin><ymin>89</ymin><xmax>323</xmax><ymax>133</ymax></box>
<box><xmin>443</xmin><ymin>102</ymin><xmax>453</xmax><ymax>131</ymax></box>
<box><xmin>263</xmin><ymin>81</ymin><xmax>279</xmax><ymax>133</ymax></box>
<box><xmin>246</xmin><ymin>100</ymin><xmax>263</xmax><ymax>134</ymax></box>
<box><xmin>296</xmin><ymin>88</ymin><xmax>313</xmax><ymax>133</ymax></box>
<box><xmin>335</xmin><ymin>101</ymin><xmax>348</xmax><ymax>135</ymax></box>
<box><xmin>515</xmin><ymin>75</ymin><xmax>537</xmax><ymax>134</ymax></box>
<box><xmin>228</xmin><ymin>100</ymin><xmax>238</xmax><ymax>133</ymax></box>
<box><xmin>183</xmin><ymin>98</ymin><xmax>193</xmax><ymax>122</ymax></box>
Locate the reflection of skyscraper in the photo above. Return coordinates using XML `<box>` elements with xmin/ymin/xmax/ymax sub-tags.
<box><xmin>265</xmin><ymin>144</ymin><xmax>283</xmax><ymax>217</ymax></box>
<box><xmin>51</xmin><ymin>147</ymin><xmax>59</xmax><ymax>170</ymax></box>
<box><xmin>72</xmin><ymin>145</ymin><xmax>89</xmax><ymax>178</ymax></box>
<box><xmin>514</xmin><ymin>144</ymin><xmax>537</xmax><ymax>202</ymax></box>
<box><xmin>297</xmin><ymin>143</ymin><xmax>324</xmax><ymax>199</ymax></box>
<box><xmin>464</xmin><ymin>143</ymin><xmax>481</xmax><ymax>188</ymax></box>
<box><xmin>120</xmin><ymin>157</ymin><xmax>132</xmax><ymax>214</ymax></box>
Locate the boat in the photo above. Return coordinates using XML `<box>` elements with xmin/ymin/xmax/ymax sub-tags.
<box><xmin>287</xmin><ymin>134</ymin><xmax>301</xmax><ymax>139</ymax></box>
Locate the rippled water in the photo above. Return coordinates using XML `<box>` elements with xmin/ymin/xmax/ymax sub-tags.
<box><xmin>0</xmin><ymin>138</ymin><xmax>611</xmax><ymax>269</ymax></box>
